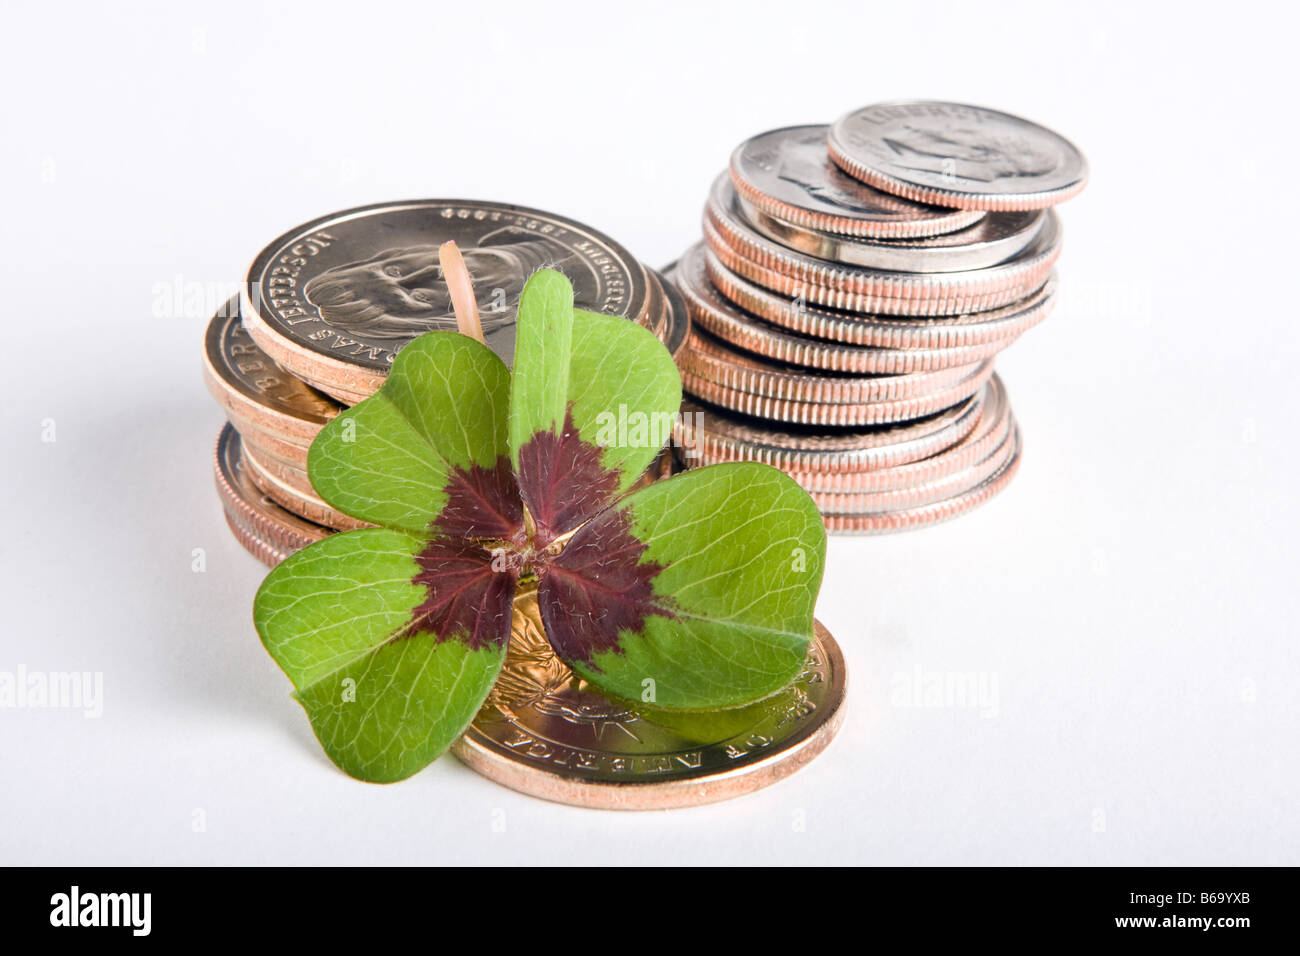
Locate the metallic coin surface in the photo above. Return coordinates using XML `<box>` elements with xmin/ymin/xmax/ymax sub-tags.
<box><xmin>729</xmin><ymin>125</ymin><xmax>984</xmax><ymax>238</ymax></box>
<box><xmin>674</xmin><ymin>392</ymin><xmax>983</xmax><ymax>472</ymax></box>
<box><xmin>230</xmin><ymin>417</ymin><xmax>312</xmax><ymax>472</ymax></box>
<box><xmin>451</xmin><ymin>586</ymin><xmax>846</xmax><ymax>810</ymax></box>
<box><xmin>240</xmin><ymin>440</ymin><xmax>372</xmax><ymax>532</ymax></box>
<box><xmin>828</xmin><ymin>101</ymin><xmax>1089</xmax><ymax>210</ymax></box>
<box><xmin>822</xmin><ymin>426</ymin><xmax>1023</xmax><ymax>533</ymax></box>
<box><xmin>223</xmin><ymin>510</ymin><xmax>295</xmax><ymax>568</ymax></box>
<box><xmin>736</xmin><ymin>190</ymin><xmax>1044</xmax><ymax>273</ymax></box>
<box><xmin>680</xmin><ymin>326</ymin><xmax>987</xmax><ymax>405</ymax></box>
<box><xmin>808</xmin><ymin>413</ymin><xmax>1016</xmax><ymax>512</ymax></box>
<box><xmin>213</xmin><ymin>424</ymin><xmax>331</xmax><ymax>556</ymax></box>
<box><xmin>202</xmin><ymin>299</ymin><xmax>343</xmax><ymax>445</ymax></box>
<box><xmin>652</xmin><ymin>266</ymin><xmax>692</xmax><ymax>360</ymax></box>
<box><xmin>682</xmin><ymin>358</ymin><xmax>993</xmax><ymax>427</ymax></box>
<box><xmin>703</xmin><ymin>245</ymin><xmax>1056</xmax><ymax>348</ymax></box>
<box><xmin>241</xmin><ymin>200</ymin><xmax>652</xmax><ymax>400</ymax></box>
<box><xmin>675</xmin><ymin>246</ymin><xmax>1010</xmax><ymax>373</ymax></box>
<box><xmin>784</xmin><ymin>375</ymin><xmax>1012</xmax><ymax>492</ymax></box>
<box><xmin>705</xmin><ymin>176</ymin><xmax>1061</xmax><ymax>315</ymax></box>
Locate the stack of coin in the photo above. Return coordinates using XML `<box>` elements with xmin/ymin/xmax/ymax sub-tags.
<box><xmin>668</xmin><ymin>101</ymin><xmax>1088</xmax><ymax>532</ymax></box>
<box><xmin>204</xmin><ymin>199</ymin><xmax>689</xmax><ymax>567</ymax></box>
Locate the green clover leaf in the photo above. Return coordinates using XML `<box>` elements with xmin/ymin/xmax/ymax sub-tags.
<box><xmin>254</xmin><ymin>267</ymin><xmax>826</xmax><ymax>783</ymax></box>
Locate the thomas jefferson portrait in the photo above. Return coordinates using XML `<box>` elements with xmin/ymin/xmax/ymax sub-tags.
<box><xmin>303</xmin><ymin>225</ymin><xmax>587</xmax><ymax>356</ymax></box>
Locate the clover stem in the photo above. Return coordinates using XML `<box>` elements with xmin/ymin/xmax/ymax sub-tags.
<box><xmin>438</xmin><ymin>240</ymin><xmax>484</xmax><ymax>344</ymax></box>
<box><xmin>521</xmin><ymin>501</ymin><xmax>538</xmax><ymax>542</ymax></box>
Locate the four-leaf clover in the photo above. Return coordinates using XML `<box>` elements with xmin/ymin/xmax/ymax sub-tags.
<box><xmin>253</xmin><ymin>267</ymin><xmax>826</xmax><ymax>783</ymax></box>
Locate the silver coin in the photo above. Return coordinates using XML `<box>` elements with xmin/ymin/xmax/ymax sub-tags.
<box><xmin>241</xmin><ymin>200</ymin><xmax>652</xmax><ymax>391</ymax></box>
<box><xmin>729</xmin><ymin>125</ymin><xmax>984</xmax><ymax>238</ymax></box>
<box><xmin>735</xmin><ymin>190</ymin><xmax>1045</xmax><ymax>273</ymax></box>
<box><xmin>828</xmin><ymin>101</ymin><xmax>1088</xmax><ymax>210</ymax></box>
<box><xmin>672</xmin><ymin>245</ymin><xmax>1010</xmax><ymax>373</ymax></box>
<box><xmin>674</xmin><ymin>392</ymin><xmax>985</xmax><ymax>473</ymax></box>
<box><xmin>705</xmin><ymin>176</ymin><xmax>1062</xmax><ymax>315</ymax></box>
<box><xmin>679</xmin><ymin>324</ymin><xmax>988</xmax><ymax>406</ymax></box>
<box><xmin>701</xmin><ymin>244</ymin><xmax>1057</xmax><ymax>350</ymax></box>
<box><xmin>821</xmin><ymin>426</ymin><xmax>1024</xmax><ymax>534</ymax></box>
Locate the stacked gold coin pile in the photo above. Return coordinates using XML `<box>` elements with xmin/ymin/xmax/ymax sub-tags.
<box><xmin>203</xmin><ymin>199</ymin><xmax>689</xmax><ymax>567</ymax></box>
<box><xmin>667</xmin><ymin>101</ymin><xmax>1088</xmax><ymax>532</ymax></box>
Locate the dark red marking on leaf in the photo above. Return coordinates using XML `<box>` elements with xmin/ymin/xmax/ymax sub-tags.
<box><xmin>515</xmin><ymin>410</ymin><xmax>620</xmax><ymax>545</ymax></box>
<box><xmin>410</xmin><ymin>537</ymin><xmax>517</xmax><ymax>651</ymax></box>
<box><xmin>535</xmin><ymin>503</ymin><xmax>670</xmax><ymax>667</ymax></box>
<box><xmin>431</xmin><ymin>455</ymin><xmax>523</xmax><ymax>539</ymax></box>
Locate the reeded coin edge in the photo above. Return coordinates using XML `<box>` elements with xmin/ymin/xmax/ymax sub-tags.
<box><xmin>712</xmin><ymin>171</ymin><xmax>1066</xmax><ymax>291</ymax></box>
<box><xmin>734</xmin><ymin>190</ymin><xmax>1045</xmax><ymax>274</ymax></box>
<box><xmin>706</xmin><ymin>176</ymin><xmax>1063</xmax><ymax>299</ymax></box>
<box><xmin>221</xmin><ymin>508</ymin><xmax>291</xmax><ymax>568</ymax></box>
<box><xmin>679</xmin><ymin>327</ymin><xmax>989</xmax><ymax>405</ymax></box>
<box><xmin>676</xmin><ymin>259</ymin><xmax>1010</xmax><ymax>373</ymax></box>
<box><xmin>704</xmin><ymin>218</ymin><xmax>1051</xmax><ymax>317</ymax></box>
<box><xmin>673</xmin><ymin>391</ymin><xmax>983</xmax><ymax>473</ymax></box>
<box><xmin>728</xmin><ymin>139</ymin><xmax>984</xmax><ymax>239</ymax></box>
<box><xmin>702</xmin><ymin>245</ymin><xmax>1057</xmax><ymax>346</ymax></box>
<box><xmin>821</xmin><ymin>427</ymin><xmax>1023</xmax><ymax>533</ymax></box>
<box><xmin>809</xmin><ymin>417</ymin><xmax>1015</xmax><ymax>511</ymax></box>
<box><xmin>682</xmin><ymin>360</ymin><xmax>993</xmax><ymax>427</ymax></box>
<box><xmin>783</xmin><ymin>377</ymin><xmax>1011</xmax><ymax>492</ymax></box>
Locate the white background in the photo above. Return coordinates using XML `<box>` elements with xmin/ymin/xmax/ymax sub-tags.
<box><xmin>2</xmin><ymin>0</ymin><xmax>1295</xmax><ymax>865</ymax></box>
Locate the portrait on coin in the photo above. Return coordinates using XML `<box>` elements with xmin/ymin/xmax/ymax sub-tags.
<box><xmin>778</xmin><ymin>154</ymin><xmax>876</xmax><ymax>211</ymax></box>
<box><xmin>302</xmin><ymin>225</ymin><xmax>588</xmax><ymax>355</ymax></box>
<box><xmin>883</xmin><ymin>124</ymin><xmax>1056</xmax><ymax>183</ymax></box>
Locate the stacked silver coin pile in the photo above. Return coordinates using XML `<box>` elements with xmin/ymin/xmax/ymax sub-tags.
<box><xmin>202</xmin><ymin>200</ymin><xmax>688</xmax><ymax>567</ymax></box>
<box><xmin>668</xmin><ymin>101</ymin><xmax>1087</xmax><ymax>533</ymax></box>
